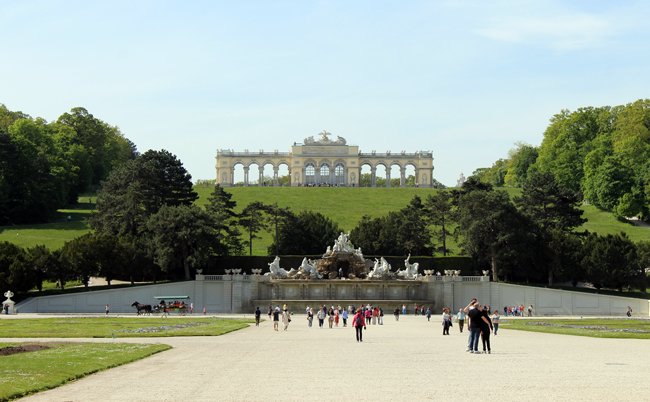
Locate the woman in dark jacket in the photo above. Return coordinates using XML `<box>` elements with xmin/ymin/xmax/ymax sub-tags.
<box><xmin>479</xmin><ymin>306</ymin><xmax>493</xmax><ymax>353</ymax></box>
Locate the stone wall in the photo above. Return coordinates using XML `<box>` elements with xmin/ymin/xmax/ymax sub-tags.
<box><xmin>16</xmin><ymin>274</ymin><xmax>650</xmax><ymax>316</ymax></box>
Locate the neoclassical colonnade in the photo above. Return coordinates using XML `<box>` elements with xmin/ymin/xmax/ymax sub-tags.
<box><xmin>216</xmin><ymin>131</ymin><xmax>434</xmax><ymax>187</ymax></box>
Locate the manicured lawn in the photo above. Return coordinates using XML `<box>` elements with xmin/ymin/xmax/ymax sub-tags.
<box><xmin>500</xmin><ymin>318</ymin><xmax>650</xmax><ymax>339</ymax></box>
<box><xmin>580</xmin><ymin>204</ymin><xmax>650</xmax><ymax>243</ymax></box>
<box><xmin>0</xmin><ymin>317</ymin><xmax>254</xmax><ymax>338</ymax></box>
<box><xmin>0</xmin><ymin>342</ymin><xmax>170</xmax><ymax>401</ymax></box>
<box><xmin>0</xmin><ymin>201</ymin><xmax>94</xmax><ymax>250</ymax></box>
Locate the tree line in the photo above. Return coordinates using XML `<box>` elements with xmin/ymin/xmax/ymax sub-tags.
<box><xmin>473</xmin><ymin>99</ymin><xmax>650</xmax><ymax>220</ymax></box>
<box><xmin>1</xmin><ymin>150</ymin><xmax>648</xmax><ymax>295</ymax></box>
<box><xmin>0</xmin><ymin>104</ymin><xmax>136</xmax><ymax>224</ymax></box>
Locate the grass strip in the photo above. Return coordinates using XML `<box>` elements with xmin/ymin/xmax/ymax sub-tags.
<box><xmin>0</xmin><ymin>342</ymin><xmax>170</xmax><ymax>401</ymax></box>
<box><xmin>500</xmin><ymin>318</ymin><xmax>650</xmax><ymax>339</ymax></box>
<box><xmin>0</xmin><ymin>317</ymin><xmax>253</xmax><ymax>338</ymax></box>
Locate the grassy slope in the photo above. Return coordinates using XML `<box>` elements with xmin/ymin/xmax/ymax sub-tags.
<box><xmin>0</xmin><ymin>187</ymin><xmax>647</xmax><ymax>254</ymax></box>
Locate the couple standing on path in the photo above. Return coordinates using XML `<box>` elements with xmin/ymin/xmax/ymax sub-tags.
<box><xmin>464</xmin><ymin>298</ymin><xmax>493</xmax><ymax>354</ymax></box>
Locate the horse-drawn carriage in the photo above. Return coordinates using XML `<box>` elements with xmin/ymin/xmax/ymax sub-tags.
<box><xmin>153</xmin><ymin>296</ymin><xmax>190</xmax><ymax>316</ymax></box>
<box><xmin>131</xmin><ymin>296</ymin><xmax>191</xmax><ymax>316</ymax></box>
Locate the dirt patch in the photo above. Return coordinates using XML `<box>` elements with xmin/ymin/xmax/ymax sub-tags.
<box><xmin>0</xmin><ymin>344</ymin><xmax>51</xmax><ymax>356</ymax></box>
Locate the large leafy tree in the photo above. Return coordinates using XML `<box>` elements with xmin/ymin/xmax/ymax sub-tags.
<box><xmin>145</xmin><ymin>205</ymin><xmax>221</xmax><ymax>280</ymax></box>
<box><xmin>239</xmin><ymin>202</ymin><xmax>268</xmax><ymax>256</ymax></box>
<box><xmin>269</xmin><ymin>210</ymin><xmax>342</xmax><ymax>255</ymax></box>
<box><xmin>57</xmin><ymin>107</ymin><xmax>135</xmax><ymax>190</ymax></box>
<box><xmin>457</xmin><ymin>189</ymin><xmax>537</xmax><ymax>281</ymax></box>
<box><xmin>92</xmin><ymin>149</ymin><xmax>198</xmax><ymax>239</ymax></box>
<box><xmin>424</xmin><ymin>191</ymin><xmax>454</xmax><ymax>256</ymax></box>
<box><xmin>534</xmin><ymin>106</ymin><xmax>613</xmax><ymax>195</ymax></box>
<box><xmin>350</xmin><ymin>196</ymin><xmax>432</xmax><ymax>256</ymax></box>
<box><xmin>205</xmin><ymin>184</ymin><xmax>244</xmax><ymax>255</ymax></box>
<box><xmin>515</xmin><ymin>171</ymin><xmax>585</xmax><ymax>285</ymax></box>
<box><xmin>581</xmin><ymin>233</ymin><xmax>640</xmax><ymax>291</ymax></box>
<box><xmin>504</xmin><ymin>143</ymin><xmax>539</xmax><ymax>187</ymax></box>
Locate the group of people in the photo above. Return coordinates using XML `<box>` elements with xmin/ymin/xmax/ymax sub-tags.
<box><xmin>503</xmin><ymin>304</ymin><xmax>533</xmax><ymax>317</ymax></box>
<box><xmin>255</xmin><ymin>304</ymin><xmax>292</xmax><ymax>331</ymax></box>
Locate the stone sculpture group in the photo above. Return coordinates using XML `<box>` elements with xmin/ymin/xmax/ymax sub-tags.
<box><xmin>265</xmin><ymin>233</ymin><xmax>420</xmax><ymax>280</ymax></box>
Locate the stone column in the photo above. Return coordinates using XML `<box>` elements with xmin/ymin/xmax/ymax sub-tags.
<box><xmin>400</xmin><ymin>167</ymin><xmax>406</xmax><ymax>187</ymax></box>
<box><xmin>371</xmin><ymin>166</ymin><xmax>377</xmax><ymax>187</ymax></box>
<box><xmin>386</xmin><ymin>169</ymin><xmax>391</xmax><ymax>188</ymax></box>
<box><xmin>273</xmin><ymin>167</ymin><xmax>279</xmax><ymax>186</ymax></box>
<box><xmin>230</xmin><ymin>167</ymin><xmax>235</xmax><ymax>186</ymax></box>
<box><xmin>258</xmin><ymin>166</ymin><xmax>264</xmax><ymax>186</ymax></box>
<box><xmin>243</xmin><ymin>166</ymin><xmax>250</xmax><ymax>186</ymax></box>
<box><xmin>315</xmin><ymin>166</ymin><xmax>321</xmax><ymax>185</ymax></box>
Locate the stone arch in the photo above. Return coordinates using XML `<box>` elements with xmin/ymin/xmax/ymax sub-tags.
<box><xmin>333</xmin><ymin>160</ymin><xmax>346</xmax><ymax>186</ymax></box>
<box><xmin>304</xmin><ymin>162</ymin><xmax>316</xmax><ymax>186</ymax></box>
<box><xmin>232</xmin><ymin>162</ymin><xmax>245</xmax><ymax>186</ymax></box>
<box><xmin>388</xmin><ymin>162</ymin><xmax>402</xmax><ymax>188</ymax></box>
<box><xmin>374</xmin><ymin>162</ymin><xmax>388</xmax><ymax>187</ymax></box>
<box><xmin>360</xmin><ymin>162</ymin><xmax>372</xmax><ymax>187</ymax></box>
<box><xmin>247</xmin><ymin>162</ymin><xmax>261</xmax><ymax>185</ymax></box>
<box><xmin>277</xmin><ymin>162</ymin><xmax>290</xmax><ymax>186</ymax></box>
<box><xmin>319</xmin><ymin>162</ymin><xmax>331</xmax><ymax>185</ymax></box>
<box><xmin>261</xmin><ymin>162</ymin><xmax>275</xmax><ymax>186</ymax></box>
<box><xmin>404</xmin><ymin>163</ymin><xmax>417</xmax><ymax>187</ymax></box>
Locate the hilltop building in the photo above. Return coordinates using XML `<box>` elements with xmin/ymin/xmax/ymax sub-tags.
<box><xmin>215</xmin><ymin>130</ymin><xmax>434</xmax><ymax>187</ymax></box>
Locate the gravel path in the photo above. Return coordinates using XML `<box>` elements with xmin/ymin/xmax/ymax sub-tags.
<box><xmin>8</xmin><ymin>315</ymin><xmax>650</xmax><ymax>402</ymax></box>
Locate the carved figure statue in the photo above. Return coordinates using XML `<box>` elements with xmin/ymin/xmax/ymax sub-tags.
<box><xmin>265</xmin><ymin>256</ymin><xmax>289</xmax><ymax>279</ymax></box>
<box><xmin>368</xmin><ymin>257</ymin><xmax>392</xmax><ymax>279</ymax></box>
<box><xmin>398</xmin><ymin>253</ymin><xmax>419</xmax><ymax>279</ymax></box>
<box><xmin>298</xmin><ymin>257</ymin><xmax>321</xmax><ymax>279</ymax></box>
<box><xmin>335</xmin><ymin>136</ymin><xmax>347</xmax><ymax>145</ymax></box>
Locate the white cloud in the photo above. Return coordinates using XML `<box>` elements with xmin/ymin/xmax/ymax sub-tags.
<box><xmin>476</xmin><ymin>13</ymin><xmax>615</xmax><ymax>50</ymax></box>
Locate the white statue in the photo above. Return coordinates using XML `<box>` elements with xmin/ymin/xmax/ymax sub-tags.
<box><xmin>265</xmin><ymin>256</ymin><xmax>289</xmax><ymax>279</ymax></box>
<box><xmin>298</xmin><ymin>257</ymin><xmax>322</xmax><ymax>279</ymax></box>
<box><xmin>398</xmin><ymin>253</ymin><xmax>419</xmax><ymax>279</ymax></box>
<box><xmin>325</xmin><ymin>246</ymin><xmax>332</xmax><ymax>256</ymax></box>
<box><xmin>368</xmin><ymin>257</ymin><xmax>392</xmax><ymax>279</ymax></box>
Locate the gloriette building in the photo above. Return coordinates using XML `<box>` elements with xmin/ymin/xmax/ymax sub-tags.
<box><xmin>215</xmin><ymin>130</ymin><xmax>434</xmax><ymax>187</ymax></box>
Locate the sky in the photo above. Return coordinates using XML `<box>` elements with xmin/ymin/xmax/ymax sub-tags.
<box><xmin>1</xmin><ymin>1</ymin><xmax>649</xmax><ymax>186</ymax></box>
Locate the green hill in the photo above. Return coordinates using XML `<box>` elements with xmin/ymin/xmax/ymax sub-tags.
<box><xmin>0</xmin><ymin>187</ymin><xmax>648</xmax><ymax>255</ymax></box>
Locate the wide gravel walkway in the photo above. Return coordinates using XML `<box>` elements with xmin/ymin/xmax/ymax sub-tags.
<box><xmin>7</xmin><ymin>314</ymin><xmax>650</xmax><ymax>402</ymax></box>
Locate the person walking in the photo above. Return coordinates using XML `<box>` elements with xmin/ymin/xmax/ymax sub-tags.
<box><xmin>457</xmin><ymin>308</ymin><xmax>466</xmax><ymax>333</ymax></box>
<box><xmin>272</xmin><ymin>307</ymin><xmax>280</xmax><ymax>331</ymax></box>
<box><xmin>426</xmin><ymin>307</ymin><xmax>432</xmax><ymax>322</ymax></box>
<box><xmin>353</xmin><ymin>309</ymin><xmax>367</xmax><ymax>342</ymax></box>
<box><xmin>307</xmin><ymin>307</ymin><xmax>314</xmax><ymax>327</ymax></box>
<box><xmin>365</xmin><ymin>307</ymin><xmax>372</xmax><ymax>325</ymax></box>
<box><xmin>394</xmin><ymin>307</ymin><xmax>400</xmax><ymax>321</ymax></box>
<box><xmin>442</xmin><ymin>308</ymin><xmax>452</xmax><ymax>335</ymax></box>
<box><xmin>342</xmin><ymin>308</ymin><xmax>348</xmax><ymax>327</ymax></box>
<box><xmin>282</xmin><ymin>306</ymin><xmax>291</xmax><ymax>331</ymax></box>
<box><xmin>491</xmin><ymin>310</ymin><xmax>500</xmax><ymax>335</ymax></box>
<box><xmin>254</xmin><ymin>306</ymin><xmax>261</xmax><ymax>326</ymax></box>
<box><xmin>268</xmin><ymin>304</ymin><xmax>273</xmax><ymax>321</ymax></box>
<box><xmin>378</xmin><ymin>307</ymin><xmax>384</xmax><ymax>325</ymax></box>
<box><xmin>328</xmin><ymin>306</ymin><xmax>335</xmax><ymax>328</ymax></box>
<box><xmin>317</xmin><ymin>306</ymin><xmax>326</xmax><ymax>328</ymax></box>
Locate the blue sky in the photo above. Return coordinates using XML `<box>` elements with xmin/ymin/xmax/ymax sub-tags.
<box><xmin>1</xmin><ymin>1</ymin><xmax>649</xmax><ymax>186</ymax></box>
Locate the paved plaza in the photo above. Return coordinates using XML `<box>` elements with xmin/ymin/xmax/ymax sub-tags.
<box><xmin>6</xmin><ymin>314</ymin><xmax>650</xmax><ymax>402</ymax></box>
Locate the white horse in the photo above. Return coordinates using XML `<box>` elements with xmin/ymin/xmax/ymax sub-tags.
<box><xmin>265</xmin><ymin>256</ymin><xmax>289</xmax><ymax>279</ymax></box>
<box><xmin>368</xmin><ymin>257</ymin><xmax>391</xmax><ymax>279</ymax></box>
<box><xmin>299</xmin><ymin>257</ymin><xmax>321</xmax><ymax>279</ymax></box>
<box><xmin>398</xmin><ymin>254</ymin><xmax>419</xmax><ymax>279</ymax></box>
